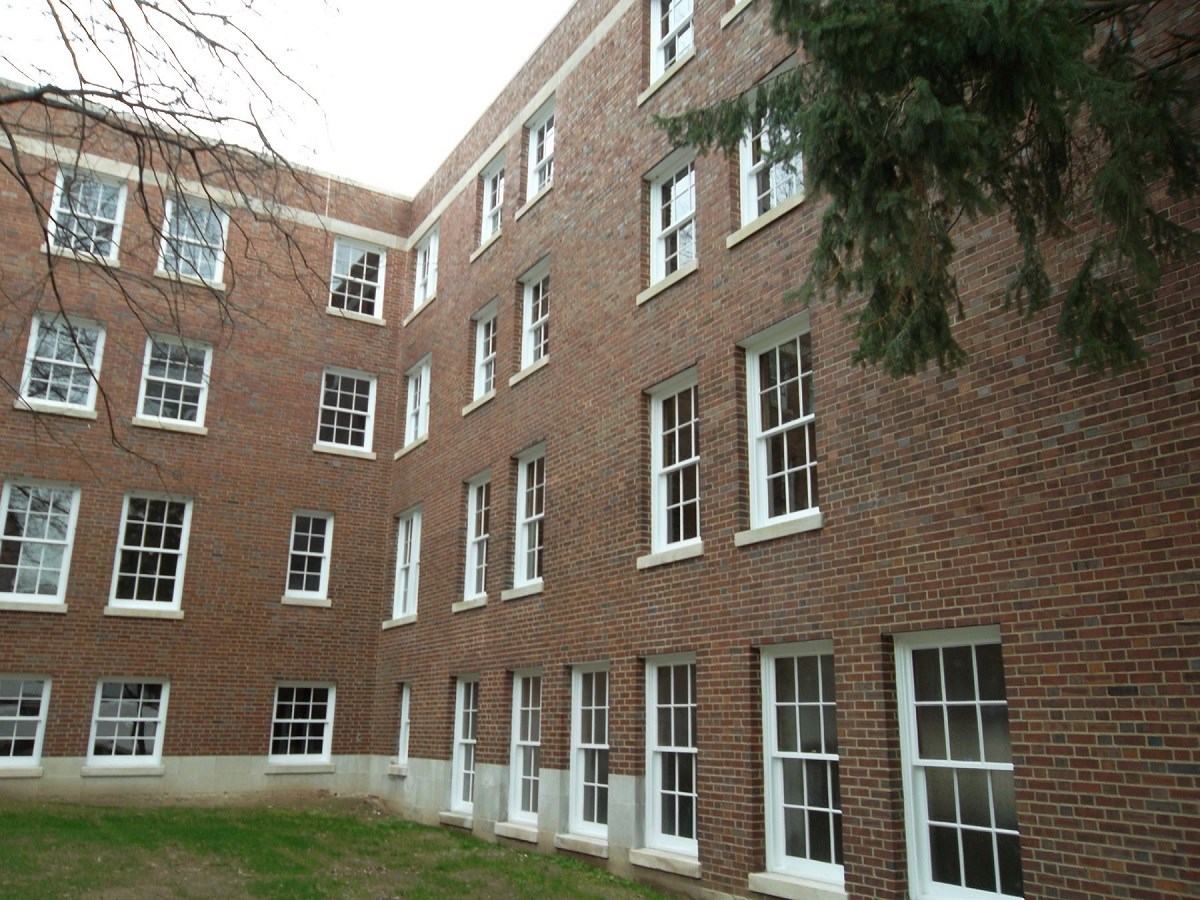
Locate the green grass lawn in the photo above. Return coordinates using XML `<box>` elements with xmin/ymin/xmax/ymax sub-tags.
<box><xmin>0</xmin><ymin>801</ymin><xmax>672</xmax><ymax>899</ymax></box>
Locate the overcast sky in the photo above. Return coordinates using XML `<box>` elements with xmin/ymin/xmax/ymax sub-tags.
<box><xmin>0</xmin><ymin>0</ymin><xmax>579</xmax><ymax>196</ymax></box>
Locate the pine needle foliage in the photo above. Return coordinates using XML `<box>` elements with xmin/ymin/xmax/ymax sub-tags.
<box><xmin>660</xmin><ymin>0</ymin><xmax>1199</xmax><ymax>376</ymax></box>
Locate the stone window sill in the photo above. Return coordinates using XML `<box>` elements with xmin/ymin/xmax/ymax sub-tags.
<box><xmin>326</xmin><ymin>307</ymin><xmax>386</xmax><ymax>327</ymax></box>
<box><xmin>131</xmin><ymin>416</ymin><xmax>207</xmax><ymax>436</ymax></box>
<box><xmin>387</xmin><ymin>763</ymin><xmax>409</xmax><ymax>778</ymax></box>
<box><xmin>0</xmin><ymin>766</ymin><xmax>43</xmax><ymax>779</ymax></box>
<box><xmin>394</xmin><ymin>434</ymin><xmax>428</xmax><ymax>460</ymax></box>
<box><xmin>43</xmin><ymin>243</ymin><xmax>120</xmax><ymax>267</ymax></box>
<box><xmin>382</xmin><ymin>613</ymin><xmax>417</xmax><ymax>630</ymax></box>
<box><xmin>13</xmin><ymin>397</ymin><xmax>97</xmax><ymax>420</ymax></box>
<box><xmin>0</xmin><ymin>600</ymin><xmax>67</xmax><ymax>615</ymax></box>
<box><xmin>721</xmin><ymin>0</ymin><xmax>756</xmax><ymax>28</ymax></box>
<box><xmin>637</xmin><ymin>259</ymin><xmax>698</xmax><ymax>306</ymax></box>
<box><xmin>81</xmin><ymin>764</ymin><xmax>165</xmax><ymax>778</ymax></box>
<box><xmin>500</xmin><ymin>581</ymin><xmax>543</xmax><ymax>602</ymax></box>
<box><xmin>727</xmin><ymin>190</ymin><xmax>807</xmax><ymax>249</ymax></box>
<box><xmin>637</xmin><ymin>48</ymin><xmax>696</xmax><ymax>107</ymax></box>
<box><xmin>515</xmin><ymin>184</ymin><xmax>553</xmax><ymax>221</ymax></box>
<box><xmin>747</xmin><ymin>871</ymin><xmax>846</xmax><ymax>900</ymax></box>
<box><xmin>508</xmin><ymin>355</ymin><xmax>549</xmax><ymax>388</ymax></box>
<box><xmin>636</xmin><ymin>540</ymin><xmax>704</xmax><ymax>570</ymax></box>
<box><xmin>281</xmin><ymin>595</ymin><xmax>331</xmax><ymax>608</ymax></box>
<box><xmin>629</xmin><ymin>847</ymin><xmax>701</xmax><ymax>879</ymax></box>
<box><xmin>462</xmin><ymin>390</ymin><xmax>496</xmax><ymax>417</ymax></box>
<box><xmin>313</xmin><ymin>442</ymin><xmax>377</xmax><ymax>461</ymax></box>
<box><xmin>495</xmin><ymin>821</ymin><xmax>538</xmax><ymax>843</ymax></box>
<box><xmin>553</xmin><ymin>833</ymin><xmax>609</xmax><ymax>858</ymax></box>
<box><xmin>265</xmin><ymin>763</ymin><xmax>335</xmax><ymax>775</ymax></box>
<box><xmin>470</xmin><ymin>230</ymin><xmax>502</xmax><ymax>263</ymax></box>
<box><xmin>439</xmin><ymin>810</ymin><xmax>473</xmax><ymax>830</ymax></box>
<box><xmin>153</xmin><ymin>268</ymin><xmax>226</xmax><ymax>292</ymax></box>
<box><xmin>452</xmin><ymin>596</ymin><xmax>488</xmax><ymax>614</ymax></box>
<box><xmin>404</xmin><ymin>296</ymin><xmax>435</xmax><ymax>327</ymax></box>
<box><xmin>103</xmin><ymin>605</ymin><xmax>184</xmax><ymax>620</ymax></box>
<box><xmin>734</xmin><ymin>509</ymin><xmax>823</xmax><ymax>547</ymax></box>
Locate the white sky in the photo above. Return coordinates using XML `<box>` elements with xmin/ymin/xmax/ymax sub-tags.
<box><xmin>0</xmin><ymin>0</ymin><xmax>580</xmax><ymax>196</ymax></box>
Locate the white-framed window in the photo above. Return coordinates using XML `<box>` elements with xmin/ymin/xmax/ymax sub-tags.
<box><xmin>404</xmin><ymin>355</ymin><xmax>431</xmax><ymax>446</ymax></box>
<box><xmin>472</xmin><ymin>301</ymin><xmax>499</xmax><ymax>399</ymax></box>
<box><xmin>513</xmin><ymin>446</ymin><xmax>546</xmax><ymax>589</ymax></box>
<box><xmin>0</xmin><ymin>677</ymin><xmax>51</xmax><ymax>767</ymax></box>
<box><xmin>87</xmin><ymin>680</ymin><xmax>169</xmax><ymax>766</ymax></box>
<box><xmin>396</xmin><ymin>683</ymin><xmax>411</xmax><ymax>765</ymax></box>
<box><xmin>285</xmin><ymin>512</ymin><xmax>333</xmax><ymax>601</ymax></box>
<box><xmin>739</xmin><ymin>118</ymin><xmax>803</xmax><ymax>226</ymax></box>
<box><xmin>136</xmin><ymin>336</ymin><xmax>212</xmax><ymax>426</ymax></box>
<box><xmin>645</xmin><ymin>656</ymin><xmax>698</xmax><ymax>856</ymax></box>
<box><xmin>744</xmin><ymin>314</ymin><xmax>819</xmax><ymax>529</ymax></box>
<box><xmin>19</xmin><ymin>314</ymin><xmax>105</xmax><ymax>413</ymax></box>
<box><xmin>649</xmin><ymin>153</ymin><xmax>697</xmax><ymax>284</ymax></box>
<box><xmin>464</xmin><ymin>477</ymin><xmax>490</xmax><ymax>601</ymax></box>
<box><xmin>651</xmin><ymin>0</ymin><xmax>694</xmax><ymax>80</ymax></box>
<box><xmin>269</xmin><ymin>683</ymin><xmax>335</xmax><ymax>764</ymax></box>
<box><xmin>0</xmin><ymin>481</ymin><xmax>81</xmax><ymax>604</ymax></box>
<box><xmin>526</xmin><ymin>100</ymin><xmax>556</xmax><ymax>198</ymax></box>
<box><xmin>329</xmin><ymin>237</ymin><xmax>385</xmax><ymax>319</ymax></box>
<box><xmin>48</xmin><ymin>168</ymin><xmax>126</xmax><ymax>260</ymax></box>
<box><xmin>760</xmin><ymin>642</ymin><xmax>843</xmax><ymax>884</ymax></box>
<box><xmin>159</xmin><ymin>195</ymin><xmax>227</xmax><ymax>283</ymax></box>
<box><xmin>650</xmin><ymin>371</ymin><xmax>700</xmax><ymax>552</ymax></box>
<box><xmin>569</xmin><ymin>666</ymin><xmax>609</xmax><ymax>838</ymax></box>
<box><xmin>481</xmin><ymin>156</ymin><xmax>505</xmax><ymax>244</ymax></box>
<box><xmin>451</xmin><ymin>678</ymin><xmax>479</xmax><ymax>813</ymax></box>
<box><xmin>392</xmin><ymin>508</ymin><xmax>422</xmax><ymax>619</ymax></box>
<box><xmin>508</xmin><ymin>672</ymin><xmax>542</xmax><ymax>825</ymax></box>
<box><xmin>413</xmin><ymin>227</ymin><xmax>439</xmax><ymax>307</ymax></box>
<box><xmin>109</xmin><ymin>494</ymin><xmax>193</xmax><ymax>610</ymax></box>
<box><xmin>896</xmin><ymin>627</ymin><xmax>1022</xmax><ymax>899</ymax></box>
<box><xmin>316</xmin><ymin>367</ymin><xmax>376</xmax><ymax>452</ymax></box>
<box><xmin>520</xmin><ymin>261</ymin><xmax>550</xmax><ymax>370</ymax></box>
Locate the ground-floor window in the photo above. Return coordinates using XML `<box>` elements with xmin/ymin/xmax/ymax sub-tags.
<box><xmin>270</xmin><ymin>684</ymin><xmax>334</xmax><ymax>764</ymax></box>
<box><xmin>569</xmin><ymin>667</ymin><xmax>609</xmax><ymax>838</ymax></box>
<box><xmin>508</xmin><ymin>672</ymin><xmax>542</xmax><ymax>824</ymax></box>
<box><xmin>645</xmin><ymin>656</ymin><xmax>697</xmax><ymax>856</ymax></box>
<box><xmin>452</xmin><ymin>678</ymin><xmax>479</xmax><ymax>813</ymax></box>
<box><xmin>896</xmin><ymin>627</ymin><xmax>1022</xmax><ymax>899</ymax></box>
<box><xmin>88</xmin><ymin>680</ymin><xmax>168</xmax><ymax>765</ymax></box>
<box><xmin>0</xmin><ymin>677</ymin><xmax>51</xmax><ymax>767</ymax></box>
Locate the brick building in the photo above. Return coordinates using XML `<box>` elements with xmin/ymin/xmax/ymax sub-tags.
<box><xmin>1</xmin><ymin>1</ymin><xmax>1197</xmax><ymax>898</ymax></box>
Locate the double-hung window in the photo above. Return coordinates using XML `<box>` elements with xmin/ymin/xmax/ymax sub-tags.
<box><xmin>88</xmin><ymin>680</ymin><xmax>169</xmax><ymax>767</ymax></box>
<box><xmin>451</xmin><ymin>678</ymin><xmax>479</xmax><ymax>813</ymax></box>
<box><xmin>508</xmin><ymin>672</ymin><xmax>542</xmax><ymax>825</ymax></box>
<box><xmin>270</xmin><ymin>684</ymin><xmax>335</xmax><ymax>764</ymax></box>
<box><xmin>520</xmin><ymin>261</ymin><xmax>550</xmax><ymax>370</ymax></box>
<box><xmin>481</xmin><ymin>156</ymin><xmax>505</xmax><ymax>244</ymax></box>
<box><xmin>513</xmin><ymin>447</ymin><xmax>546</xmax><ymax>589</ymax></box>
<box><xmin>649</xmin><ymin>371</ymin><xmax>700</xmax><ymax>553</ymax></box>
<box><xmin>742</xmin><ymin>313</ymin><xmax>820</xmax><ymax>536</ymax></box>
<box><xmin>19</xmin><ymin>314</ymin><xmax>105</xmax><ymax>414</ymax></box>
<box><xmin>645</xmin><ymin>656</ymin><xmax>698</xmax><ymax>856</ymax></box>
<box><xmin>649</xmin><ymin>153</ymin><xmax>697</xmax><ymax>285</ymax></box>
<box><xmin>159</xmin><ymin>195</ymin><xmax>227</xmax><ymax>283</ymax></box>
<box><xmin>526</xmin><ymin>100</ymin><xmax>556</xmax><ymax>198</ymax></box>
<box><xmin>48</xmin><ymin>169</ymin><xmax>126</xmax><ymax>260</ymax></box>
<box><xmin>392</xmin><ymin>508</ymin><xmax>422</xmax><ymax>620</ymax></box>
<box><xmin>329</xmin><ymin>237</ymin><xmax>385</xmax><ymax>319</ymax></box>
<box><xmin>464</xmin><ymin>477</ymin><xmax>490</xmax><ymax>601</ymax></box>
<box><xmin>316</xmin><ymin>367</ymin><xmax>376</xmax><ymax>453</ymax></box>
<box><xmin>285</xmin><ymin>512</ymin><xmax>333</xmax><ymax>602</ymax></box>
<box><xmin>740</xmin><ymin>117</ymin><xmax>804</xmax><ymax>226</ymax></box>
<box><xmin>0</xmin><ymin>677</ymin><xmax>51</xmax><ymax>768</ymax></box>
<box><xmin>136</xmin><ymin>336</ymin><xmax>212</xmax><ymax>428</ymax></box>
<box><xmin>413</xmin><ymin>227</ymin><xmax>439</xmax><ymax>307</ymax></box>
<box><xmin>109</xmin><ymin>494</ymin><xmax>193</xmax><ymax>611</ymax></box>
<box><xmin>650</xmin><ymin>0</ymin><xmax>694</xmax><ymax>81</ymax></box>
<box><xmin>472</xmin><ymin>301</ymin><xmax>498</xmax><ymax>400</ymax></box>
<box><xmin>404</xmin><ymin>356</ymin><xmax>431</xmax><ymax>447</ymax></box>
<box><xmin>395</xmin><ymin>683</ymin><xmax>411</xmax><ymax>767</ymax></box>
<box><xmin>569</xmin><ymin>666</ymin><xmax>609</xmax><ymax>838</ymax></box>
<box><xmin>0</xmin><ymin>481</ymin><xmax>81</xmax><ymax>605</ymax></box>
<box><xmin>758</xmin><ymin>642</ymin><xmax>843</xmax><ymax>887</ymax></box>
<box><xmin>896</xmin><ymin>627</ymin><xmax>1023</xmax><ymax>899</ymax></box>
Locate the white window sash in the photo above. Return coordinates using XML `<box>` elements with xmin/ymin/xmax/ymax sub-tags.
<box><xmin>20</xmin><ymin>314</ymin><xmax>106</xmax><ymax>412</ymax></box>
<box><xmin>0</xmin><ymin>481</ymin><xmax>82</xmax><ymax>604</ymax></box>
<box><xmin>644</xmin><ymin>656</ymin><xmax>698</xmax><ymax>856</ymax></box>
<box><xmin>513</xmin><ymin>451</ymin><xmax>545</xmax><ymax>588</ymax></box>
<box><xmin>569</xmin><ymin>666</ymin><xmax>610</xmax><ymax>838</ymax></box>
<box><xmin>87</xmin><ymin>680</ymin><xmax>169</xmax><ymax>766</ymax></box>
<box><xmin>396</xmin><ymin>683</ymin><xmax>411</xmax><ymax>764</ymax></box>
<box><xmin>0</xmin><ymin>677</ymin><xmax>52</xmax><ymax>766</ymax></box>
<box><xmin>451</xmin><ymin>679</ymin><xmax>479</xmax><ymax>812</ymax></box>
<box><xmin>392</xmin><ymin>511</ymin><xmax>421</xmax><ymax>618</ymax></box>
<box><xmin>48</xmin><ymin>169</ymin><xmax>127</xmax><ymax>260</ymax></box>
<box><xmin>650</xmin><ymin>372</ymin><xmax>700</xmax><ymax>552</ymax></box>
<box><xmin>135</xmin><ymin>335</ymin><xmax>212</xmax><ymax>426</ymax></box>
<box><xmin>508</xmin><ymin>672</ymin><xmax>542</xmax><ymax>825</ymax></box>
<box><xmin>108</xmin><ymin>494</ymin><xmax>193</xmax><ymax>611</ymax></box>
<box><xmin>268</xmin><ymin>683</ymin><xmax>335</xmax><ymax>764</ymax></box>
<box><xmin>284</xmin><ymin>512</ymin><xmax>333</xmax><ymax>600</ymax></box>
<box><xmin>464</xmin><ymin>479</ymin><xmax>490</xmax><ymax>600</ymax></box>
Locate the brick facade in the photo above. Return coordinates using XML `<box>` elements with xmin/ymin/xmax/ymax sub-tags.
<box><xmin>2</xmin><ymin>2</ymin><xmax>1197</xmax><ymax>898</ymax></box>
